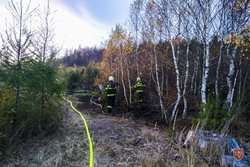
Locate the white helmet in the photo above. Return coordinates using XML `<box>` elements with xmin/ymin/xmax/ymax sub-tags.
<box><xmin>137</xmin><ymin>77</ymin><xmax>141</xmax><ymax>82</ymax></box>
<box><xmin>109</xmin><ymin>76</ymin><xmax>114</xmax><ymax>81</ymax></box>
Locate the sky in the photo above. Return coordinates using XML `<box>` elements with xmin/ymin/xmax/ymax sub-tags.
<box><xmin>0</xmin><ymin>0</ymin><xmax>134</xmax><ymax>50</ymax></box>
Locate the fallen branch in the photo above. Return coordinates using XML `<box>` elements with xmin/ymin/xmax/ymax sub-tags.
<box><xmin>90</xmin><ymin>95</ymin><xmax>103</xmax><ymax>109</ymax></box>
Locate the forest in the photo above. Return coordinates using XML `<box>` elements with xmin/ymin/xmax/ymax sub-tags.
<box><xmin>0</xmin><ymin>0</ymin><xmax>250</xmax><ymax>166</ymax></box>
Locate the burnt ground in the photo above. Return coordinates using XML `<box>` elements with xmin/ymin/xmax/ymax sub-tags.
<box><xmin>0</xmin><ymin>99</ymin><xmax>173</xmax><ymax>167</ymax></box>
<box><xmin>0</xmin><ymin>97</ymin><xmax>249</xmax><ymax>167</ymax></box>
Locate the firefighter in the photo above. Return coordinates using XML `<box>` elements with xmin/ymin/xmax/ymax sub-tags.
<box><xmin>105</xmin><ymin>76</ymin><xmax>117</xmax><ymax>112</ymax></box>
<box><xmin>133</xmin><ymin>77</ymin><xmax>145</xmax><ymax>103</ymax></box>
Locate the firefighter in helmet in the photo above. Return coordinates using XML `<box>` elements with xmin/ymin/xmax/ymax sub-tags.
<box><xmin>105</xmin><ymin>76</ymin><xmax>117</xmax><ymax>112</ymax></box>
<box><xmin>133</xmin><ymin>77</ymin><xmax>145</xmax><ymax>103</ymax></box>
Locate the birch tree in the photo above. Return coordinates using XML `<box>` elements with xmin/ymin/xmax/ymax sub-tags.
<box><xmin>197</xmin><ymin>0</ymin><xmax>212</xmax><ymax>108</ymax></box>
<box><xmin>225</xmin><ymin>0</ymin><xmax>250</xmax><ymax>109</ymax></box>
<box><xmin>215</xmin><ymin>0</ymin><xmax>227</xmax><ymax>106</ymax></box>
<box><xmin>186</xmin><ymin>0</ymin><xmax>220</xmax><ymax>110</ymax></box>
<box><xmin>182</xmin><ymin>33</ymin><xmax>191</xmax><ymax>117</ymax></box>
<box><xmin>154</xmin><ymin>0</ymin><xmax>182</xmax><ymax>121</ymax></box>
<box><xmin>143</xmin><ymin>1</ymin><xmax>168</xmax><ymax>122</ymax></box>
<box><xmin>99</xmin><ymin>25</ymin><xmax>133</xmax><ymax>107</ymax></box>
<box><xmin>130</xmin><ymin>0</ymin><xmax>143</xmax><ymax>76</ymax></box>
<box><xmin>119</xmin><ymin>42</ymin><xmax>129</xmax><ymax>106</ymax></box>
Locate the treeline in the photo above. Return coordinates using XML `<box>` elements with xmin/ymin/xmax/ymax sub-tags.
<box><xmin>59</xmin><ymin>47</ymin><xmax>103</xmax><ymax>92</ymax></box>
<box><xmin>58</xmin><ymin>47</ymin><xmax>103</xmax><ymax>92</ymax></box>
<box><xmin>62</xmin><ymin>47</ymin><xmax>103</xmax><ymax>67</ymax></box>
<box><xmin>96</xmin><ymin>0</ymin><xmax>250</xmax><ymax>128</ymax></box>
<box><xmin>0</xmin><ymin>0</ymin><xmax>66</xmax><ymax>154</ymax></box>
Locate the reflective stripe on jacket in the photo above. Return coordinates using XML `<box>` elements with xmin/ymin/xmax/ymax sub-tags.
<box><xmin>133</xmin><ymin>81</ymin><xmax>144</xmax><ymax>93</ymax></box>
<box><xmin>105</xmin><ymin>81</ymin><xmax>116</xmax><ymax>97</ymax></box>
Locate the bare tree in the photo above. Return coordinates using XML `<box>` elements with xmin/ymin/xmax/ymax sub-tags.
<box><xmin>155</xmin><ymin>0</ymin><xmax>183</xmax><ymax>121</ymax></box>
<box><xmin>185</xmin><ymin>0</ymin><xmax>221</xmax><ymax>111</ymax></box>
<box><xmin>215</xmin><ymin>0</ymin><xmax>227</xmax><ymax>107</ymax></box>
<box><xmin>144</xmin><ymin>0</ymin><xmax>168</xmax><ymax>122</ymax></box>
<box><xmin>182</xmin><ymin>40</ymin><xmax>190</xmax><ymax>118</ymax></box>
<box><xmin>127</xmin><ymin>0</ymin><xmax>250</xmax><ymax>124</ymax></box>
<box><xmin>31</xmin><ymin>0</ymin><xmax>57</xmax><ymax>113</ymax></box>
<box><xmin>130</xmin><ymin>0</ymin><xmax>143</xmax><ymax>76</ymax></box>
<box><xmin>119</xmin><ymin>43</ymin><xmax>129</xmax><ymax>106</ymax></box>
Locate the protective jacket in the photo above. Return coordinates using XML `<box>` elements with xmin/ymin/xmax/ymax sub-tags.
<box><xmin>133</xmin><ymin>81</ymin><xmax>144</xmax><ymax>93</ymax></box>
<box><xmin>105</xmin><ymin>81</ymin><xmax>116</xmax><ymax>97</ymax></box>
<box><xmin>105</xmin><ymin>81</ymin><xmax>117</xmax><ymax>111</ymax></box>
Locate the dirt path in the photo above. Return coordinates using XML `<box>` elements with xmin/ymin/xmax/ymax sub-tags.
<box><xmin>76</xmin><ymin>101</ymin><xmax>171</xmax><ymax>166</ymax></box>
<box><xmin>0</xmin><ymin>100</ymin><xmax>171</xmax><ymax>167</ymax></box>
<box><xmin>90</xmin><ymin>111</ymin><xmax>168</xmax><ymax>166</ymax></box>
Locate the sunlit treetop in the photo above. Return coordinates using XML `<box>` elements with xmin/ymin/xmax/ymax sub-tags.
<box><xmin>225</xmin><ymin>26</ymin><xmax>250</xmax><ymax>50</ymax></box>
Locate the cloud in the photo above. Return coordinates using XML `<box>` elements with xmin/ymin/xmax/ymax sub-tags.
<box><xmin>53</xmin><ymin>0</ymin><xmax>135</xmax><ymax>49</ymax></box>
<box><xmin>52</xmin><ymin>0</ymin><xmax>110</xmax><ymax>50</ymax></box>
<box><xmin>0</xmin><ymin>0</ymin><xmax>134</xmax><ymax>51</ymax></box>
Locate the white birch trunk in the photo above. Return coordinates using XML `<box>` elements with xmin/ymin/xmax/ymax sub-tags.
<box><xmin>135</xmin><ymin>14</ymin><xmax>139</xmax><ymax>76</ymax></box>
<box><xmin>135</xmin><ymin>41</ymin><xmax>139</xmax><ymax>76</ymax></box>
<box><xmin>201</xmin><ymin>40</ymin><xmax>210</xmax><ymax>108</ymax></box>
<box><xmin>226</xmin><ymin>46</ymin><xmax>237</xmax><ymax>109</ymax></box>
<box><xmin>182</xmin><ymin>42</ymin><xmax>190</xmax><ymax>118</ymax></box>
<box><xmin>153</xmin><ymin>44</ymin><xmax>166</xmax><ymax>118</ymax></box>
<box><xmin>120</xmin><ymin>49</ymin><xmax>129</xmax><ymax>106</ymax></box>
<box><xmin>201</xmin><ymin>1</ymin><xmax>212</xmax><ymax>110</ymax></box>
<box><xmin>170</xmin><ymin>40</ymin><xmax>181</xmax><ymax>121</ymax></box>
<box><xmin>231</xmin><ymin>70</ymin><xmax>239</xmax><ymax>108</ymax></box>
<box><xmin>126</xmin><ymin>59</ymin><xmax>132</xmax><ymax>105</ymax></box>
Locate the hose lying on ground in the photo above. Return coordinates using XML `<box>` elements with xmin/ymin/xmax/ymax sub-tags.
<box><xmin>62</xmin><ymin>96</ymin><xmax>94</xmax><ymax>167</ymax></box>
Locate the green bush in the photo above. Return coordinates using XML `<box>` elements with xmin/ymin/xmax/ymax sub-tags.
<box><xmin>0</xmin><ymin>60</ymin><xmax>66</xmax><ymax>142</ymax></box>
<box><xmin>16</xmin><ymin>61</ymin><xmax>66</xmax><ymax>135</ymax></box>
<box><xmin>193</xmin><ymin>98</ymin><xmax>231</xmax><ymax>130</ymax></box>
<box><xmin>0</xmin><ymin>84</ymin><xmax>15</xmax><ymax>152</ymax></box>
<box><xmin>82</xmin><ymin>65</ymin><xmax>99</xmax><ymax>90</ymax></box>
<box><xmin>66</xmin><ymin>65</ymin><xmax>99</xmax><ymax>92</ymax></box>
<box><xmin>67</xmin><ymin>71</ymin><xmax>82</xmax><ymax>92</ymax></box>
<box><xmin>42</xmin><ymin>97</ymin><xmax>63</xmax><ymax>134</ymax></box>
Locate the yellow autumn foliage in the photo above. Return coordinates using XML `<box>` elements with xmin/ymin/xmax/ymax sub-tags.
<box><xmin>96</xmin><ymin>25</ymin><xmax>134</xmax><ymax>84</ymax></box>
<box><xmin>225</xmin><ymin>32</ymin><xmax>250</xmax><ymax>50</ymax></box>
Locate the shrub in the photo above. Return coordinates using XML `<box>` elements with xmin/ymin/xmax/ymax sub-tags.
<box><xmin>0</xmin><ymin>60</ymin><xmax>66</xmax><ymax>146</ymax></box>
<box><xmin>193</xmin><ymin>98</ymin><xmax>231</xmax><ymax>130</ymax></box>
<box><xmin>67</xmin><ymin>71</ymin><xmax>82</xmax><ymax>92</ymax></box>
<box><xmin>82</xmin><ymin>65</ymin><xmax>99</xmax><ymax>90</ymax></box>
<box><xmin>0</xmin><ymin>84</ymin><xmax>15</xmax><ymax>153</ymax></box>
<box><xmin>16</xmin><ymin>61</ymin><xmax>66</xmax><ymax>135</ymax></box>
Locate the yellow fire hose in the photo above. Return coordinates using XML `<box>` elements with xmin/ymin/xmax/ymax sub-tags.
<box><xmin>62</xmin><ymin>96</ymin><xmax>94</xmax><ymax>167</ymax></box>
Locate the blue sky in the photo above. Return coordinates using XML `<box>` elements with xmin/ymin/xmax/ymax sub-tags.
<box><xmin>0</xmin><ymin>0</ymin><xmax>134</xmax><ymax>50</ymax></box>
<box><xmin>62</xmin><ymin>0</ymin><xmax>132</xmax><ymax>24</ymax></box>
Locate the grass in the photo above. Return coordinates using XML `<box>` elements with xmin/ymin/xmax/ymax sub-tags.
<box><xmin>3</xmin><ymin>99</ymin><xmax>248</xmax><ymax>167</ymax></box>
